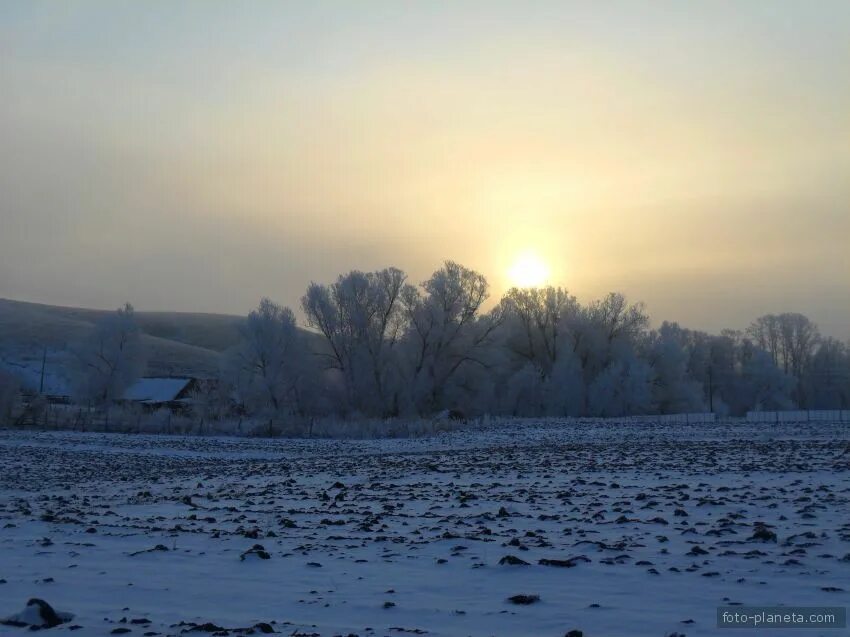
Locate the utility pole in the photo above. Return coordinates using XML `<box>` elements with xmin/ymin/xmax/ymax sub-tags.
<box><xmin>39</xmin><ymin>347</ymin><xmax>47</xmax><ymax>394</ymax></box>
<box><xmin>708</xmin><ymin>366</ymin><xmax>714</xmax><ymax>413</ymax></box>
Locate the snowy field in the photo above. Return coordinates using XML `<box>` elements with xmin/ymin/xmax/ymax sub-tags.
<box><xmin>1</xmin><ymin>420</ymin><xmax>849</xmax><ymax>637</ymax></box>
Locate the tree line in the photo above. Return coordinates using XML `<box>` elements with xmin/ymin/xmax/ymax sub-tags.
<box><xmin>65</xmin><ymin>261</ymin><xmax>850</xmax><ymax>421</ymax></box>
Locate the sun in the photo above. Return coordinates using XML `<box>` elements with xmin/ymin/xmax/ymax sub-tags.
<box><xmin>508</xmin><ymin>252</ymin><xmax>549</xmax><ymax>288</ymax></box>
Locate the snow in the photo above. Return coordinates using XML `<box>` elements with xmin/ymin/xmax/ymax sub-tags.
<box><xmin>122</xmin><ymin>377</ymin><xmax>193</xmax><ymax>403</ymax></box>
<box><xmin>0</xmin><ymin>349</ymin><xmax>71</xmax><ymax>397</ymax></box>
<box><xmin>1</xmin><ymin>599</ymin><xmax>74</xmax><ymax>628</ymax></box>
<box><xmin>0</xmin><ymin>419</ymin><xmax>848</xmax><ymax>636</ymax></box>
<box><xmin>3</xmin><ymin>602</ymin><xmax>52</xmax><ymax>627</ymax></box>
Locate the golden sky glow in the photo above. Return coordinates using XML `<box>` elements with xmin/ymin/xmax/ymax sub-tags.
<box><xmin>0</xmin><ymin>2</ymin><xmax>848</xmax><ymax>337</ymax></box>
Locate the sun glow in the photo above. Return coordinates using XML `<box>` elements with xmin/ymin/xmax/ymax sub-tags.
<box><xmin>508</xmin><ymin>252</ymin><xmax>549</xmax><ymax>288</ymax></box>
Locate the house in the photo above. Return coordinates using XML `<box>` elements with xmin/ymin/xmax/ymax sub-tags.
<box><xmin>121</xmin><ymin>377</ymin><xmax>199</xmax><ymax>412</ymax></box>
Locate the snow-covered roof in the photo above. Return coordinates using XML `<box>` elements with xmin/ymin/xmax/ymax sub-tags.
<box><xmin>122</xmin><ymin>377</ymin><xmax>194</xmax><ymax>403</ymax></box>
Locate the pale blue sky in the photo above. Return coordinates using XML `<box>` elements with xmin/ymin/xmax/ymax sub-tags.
<box><xmin>1</xmin><ymin>1</ymin><xmax>848</xmax><ymax>337</ymax></box>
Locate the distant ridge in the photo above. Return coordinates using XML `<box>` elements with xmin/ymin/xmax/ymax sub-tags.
<box><xmin>0</xmin><ymin>297</ymin><xmax>245</xmax><ymax>352</ymax></box>
<box><xmin>0</xmin><ymin>297</ymin><xmax>247</xmax><ymax>388</ymax></box>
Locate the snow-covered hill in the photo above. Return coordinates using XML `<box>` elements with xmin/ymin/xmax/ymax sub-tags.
<box><xmin>0</xmin><ymin>298</ymin><xmax>243</xmax><ymax>390</ymax></box>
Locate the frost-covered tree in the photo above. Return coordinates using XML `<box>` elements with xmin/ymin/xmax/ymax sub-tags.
<box><xmin>500</xmin><ymin>286</ymin><xmax>578</xmax><ymax>375</ymax></box>
<box><xmin>491</xmin><ymin>289</ymin><xmax>652</xmax><ymax>418</ymax></box>
<box><xmin>587</xmin><ymin>355</ymin><xmax>654</xmax><ymax>417</ymax></box>
<box><xmin>806</xmin><ymin>338</ymin><xmax>850</xmax><ymax>408</ymax></box>
<box><xmin>62</xmin><ymin>258</ymin><xmax>835</xmax><ymax>422</ymax></box>
<box><xmin>748</xmin><ymin>312</ymin><xmax>819</xmax><ymax>406</ymax></box>
<box><xmin>224</xmin><ymin>298</ymin><xmax>312</xmax><ymax>416</ymax></box>
<box><xmin>563</xmin><ymin>292</ymin><xmax>648</xmax><ymax>378</ymax></box>
<box><xmin>664</xmin><ymin>326</ymin><xmax>739</xmax><ymax>415</ymax></box>
<box><xmin>543</xmin><ymin>352</ymin><xmax>585</xmax><ymax>416</ymax></box>
<box><xmin>562</xmin><ymin>292</ymin><xmax>649</xmax><ymax>411</ymax></box>
<box><xmin>779</xmin><ymin>313</ymin><xmax>820</xmax><ymax>406</ymax></box>
<box><xmin>587</xmin><ymin>292</ymin><xmax>650</xmax><ymax>345</ymax></box>
<box><xmin>401</xmin><ymin>261</ymin><xmax>503</xmax><ymax>415</ymax></box>
<box><xmin>641</xmin><ymin>322</ymin><xmax>797</xmax><ymax>416</ymax></box>
<box><xmin>70</xmin><ymin>303</ymin><xmax>146</xmax><ymax>405</ymax></box>
<box><xmin>746</xmin><ymin>314</ymin><xmax>783</xmax><ymax>368</ymax></box>
<box><xmin>501</xmin><ymin>362</ymin><xmax>545</xmax><ymax>416</ymax></box>
<box><xmin>740</xmin><ymin>345</ymin><xmax>795</xmax><ymax>411</ymax></box>
<box><xmin>499</xmin><ymin>286</ymin><xmax>584</xmax><ymax>416</ymax></box>
<box><xmin>645</xmin><ymin>323</ymin><xmax>706</xmax><ymax>414</ymax></box>
<box><xmin>302</xmin><ymin>268</ymin><xmax>408</xmax><ymax>416</ymax></box>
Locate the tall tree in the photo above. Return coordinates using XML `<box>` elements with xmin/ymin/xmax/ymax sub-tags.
<box><xmin>645</xmin><ymin>323</ymin><xmax>706</xmax><ymax>414</ymax></box>
<box><xmin>500</xmin><ymin>286</ymin><xmax>578</xmax><ymax>375</ymax></box>
<box><xmin>748</xmin><ymin>313</ymin><xmax>819</xmax><ymax>405</ymax></box>
<box><xmin>225</xmin><ymin>298</ymin><xmax>311</xmax><ymax>416</ymax></box>
<box><xmin>587</xmin><ymin>355</ymin><xmax>654</xmax><ymax>417</ymax></box>
<box><xmin>302</xmin><ymin>268</ymin><xmax>408</xmax><ymax>415</ymax></box>
<box><xmin>740</xmin><ymin>344</ymin><xmax>795</xmax><ymax>411</ymax></box>
<box><xmin>70</xmin><ymin>303</ymin><xmax>146</xmax><ymax>405</ymax></box>
<box><xmin>806</xmin><ymin>338</ymin><xmax>850</xmax><ymax>408</ymax></box>
<box><xmin>401</xmin><ymin>261</ymin><xmax>503</xmax><ymax>414</ymax></box>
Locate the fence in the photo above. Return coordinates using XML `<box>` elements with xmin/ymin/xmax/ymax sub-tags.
<box><xmin>746</xmin><ymin>410</ymin><xmax>850</xmax><ymax>423</ymax></box>
<box><xmin>13</xmin><ymin>400</ymin><xmax>191</xmax><ymax>434</ymax></box>
<box><xmin>627</xmin><ymin>412</ymin><xmax>716</xmax><ymax>424</ymax></box>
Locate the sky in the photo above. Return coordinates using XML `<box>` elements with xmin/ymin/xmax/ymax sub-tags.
<box><xmin>1</xmin><ymin>1</ymin><xmax>848</xmax><ymax>338</ymax></box>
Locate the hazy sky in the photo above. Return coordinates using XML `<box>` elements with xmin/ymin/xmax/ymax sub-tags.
<box><xmin>1</xmin><ymin>1</ymin><xmax>848</xmax><ymax>338</ymax></box>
